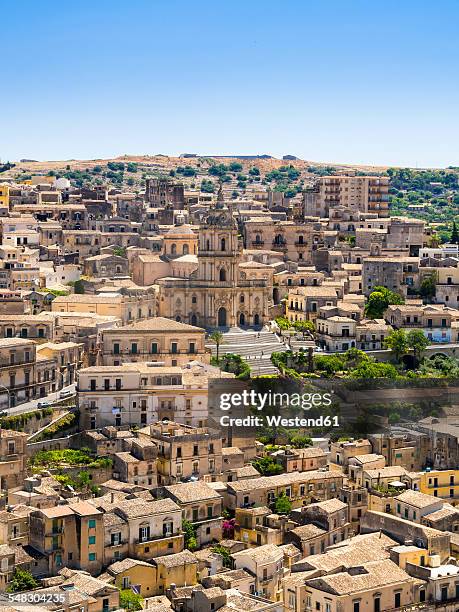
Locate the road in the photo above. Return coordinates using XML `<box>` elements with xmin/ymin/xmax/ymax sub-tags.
<box><xmin>2</xmin><ymin>384</ymin><xmax>76</xmax><ymax>416</ymax></box>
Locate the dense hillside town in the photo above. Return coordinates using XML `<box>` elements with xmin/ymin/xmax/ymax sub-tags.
<box><xmin>0</xmin><ymin>161</ymin><xmax>458</xmax><ymax>612</ymax></box>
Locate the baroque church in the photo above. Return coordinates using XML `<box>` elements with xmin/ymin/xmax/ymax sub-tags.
<box><xmin>158</xmin><ymin>188</ymin><xmax>272</xmax><ymax>328</ymax></box>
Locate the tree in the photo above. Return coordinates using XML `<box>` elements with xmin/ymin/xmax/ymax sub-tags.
<box><xmin>420</xmin><ymin>274</ymin><xmax>437</xmax><ymax>300</ymax></box>
<box><xmin>289</xmin><ymin>434</ymin><xmax>312</xmax><ymax>448</ymax></box>
<box><xmin>348</xmin><ymin>360</ymin><xmax>398</xmax><ymax>379</ymax></box>
<box><xmin>274</xmin><ymin>491</ymin><xmax>292</xmax><ymax>514</ymax></box>
<box><xmin>275</xmin><ymin>316</ymin><xmax>292</xmax><ymax>332</ymax></box>
<box><xmin>229</xmin><ymin>162</ymin><xmax>243</xmax><ymax>172</ymax></box>
<box><xmin>293</xmin><ymin>320</ymin><xmax>315</xmax><ymax>337</ymax></box>
<box><xmin>384</xmin><ymin>329</ymin><xmax>408</xmax><ymax>363</ymax></box>
<box><xmin>407</xmin><ymin>329</ymin><xmax>429</xmax><ymax>363</ymax></box>
<box><xmin>313</xmin><ymin>354</ymin><xmax>344</xmax><ymax>376</ymax></box>
<box><xmin>451</xmin><ymin>221</ymin><xmax>459</xmax><ymax>244</ymax></box>
<box><xmin>119</xmin><ymin>589</ymin><xmax>143</xmax><ymax>611</ymax></box>
<box><xmin>7</xmin><ymin>568</ymin><xmax>38</xmax><ymax>592</ymax></box>
<box><xmin>212</xmin><ymin>545</ymin><xmax>232</xmax><ymax>567</ymax></box>
<box><xmin>113</xmin><ymin>246</ymin><xmax>127</xmax><ymax>257</ymax></box>
<box><xmin>252</xmin><ymin>456</ymin><xmax>283</xmax><ymax>476</ymax></box>
<box><xmin>218</xmin><ymin>353</ymin><xmax>251</xmax><ymax>380</ymax></box>
<box><xmin>343</xmin><ymin>348</ymin><xmax>370</xmax><ymax>369</ymax></box>
<box><xmin>209</xmin><ymin>331</ymin><xmax>224</xmax><ymax>362</ymax></box>
<box><xmin>182</xmin><ymin>519</ymin><xmax>197</xmax><ymax>551</ymax></box>
<box><xmin>365</xmin><ymin>286</ymin><xmax>404</xmax><ymax>319</ymax></box>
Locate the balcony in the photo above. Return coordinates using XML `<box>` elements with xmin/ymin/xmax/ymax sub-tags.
<box><xmin>251</xmin><ymin>241</ymin><xmax>265</xmax><ymax>247</ymax></box>
<box><xmin>0</xmin><ymin>358</ymin><xmax>34</xmax><ymax>369</ymax></box>
<box><xmin>134</xmin><ymin>532</ymin><xmax>181</xmax><ymax>545</ymax></box>
<box><xmin>107</xmin><ymin>539</ymin><xmax>128</xmax><ymax>547</ymax></box>
<box><xmin>271</xmin><ymin>242</ymin><xmax>287</xmax><ymax>251</ymax></box>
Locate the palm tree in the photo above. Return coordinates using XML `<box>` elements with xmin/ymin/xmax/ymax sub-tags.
<box><xmin>210</xmin><ymin>331</ymin><xmax>224</xmax><ymax>362</ymax></box>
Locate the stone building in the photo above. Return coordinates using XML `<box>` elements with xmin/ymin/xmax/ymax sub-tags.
<box><xmin>303</xmin><ymin>175</ymin><xmax>390</xmax><ymax>217</ymax></box>
<box><xmin>158</xmin><ymin>189</ymin><xmax>271</xmax><ymax>328</ymax></box>
<box><xmin>100</xmin><ymin>317</ymin><xmax>209</xmax><ymax>366</ymax></box>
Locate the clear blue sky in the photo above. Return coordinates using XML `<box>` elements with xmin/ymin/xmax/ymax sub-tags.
<box><xmin>3</xmin><ymin>0</ymin><xmax>459</xmax><ymax>167</ymax></box>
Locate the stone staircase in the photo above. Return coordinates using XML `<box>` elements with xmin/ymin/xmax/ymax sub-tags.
<box><xmin>206</xmin><ymin>327</ymin><xmax>284</xmax><ymax>375</ymax></box>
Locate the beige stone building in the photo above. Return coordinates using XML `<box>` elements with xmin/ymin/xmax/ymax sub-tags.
<box><xmin>0</xmin><ymin>338</ymin><xmax>52</xmax><ymax>409</ymax></box>
<box><xmin>303</xmin><ymin>559</ymin><xmax>423</xmax><ymax>612</ymax></box>
<box><xmin>162</xmin><ymin>224</ymin><xmax>198</xmax><ymax>258</ymax></box>
<box><xmin>244</xmin><ymin>218</ymin><xmax>317</xmax><ymax>264</ymax></box>
<box><xmin>162</xmin><ymin>481</ymin><xmax>223</xmax><ymax>546</ymax></box>
<box><xmin>52</xmin><ymin>292</ymin><xmax>156</xmax><ymax>325</ymax></box>
<box><xmin>100</xmin><ymin>317</ymin><xmax>209</xmax><ymax>366</ymax></box>
<box><xmin>232</xmin><ymin>543</ymin><xmax>284</xmax><ymax>601</ymax></box>
<box><xmin>140</xmin><ymin>421</ymin><xmax>223</xmax><ymax>485</ymax></box>
<box><xmin>304</xmin><ymin>175</ymin><xmax>390</xmax><ymax>217</ymax></box>
<box><xmin>29</xmin><ymin>501</ymin><xmax>104</xmax><ymax>575</ymax></box>
<box><xmin>362</xmin><ymin>255</ymin><xmax>420</xmax><ymax>297</ymax></box>
<box><xmin>287</xmin><ymin>286</ymin><xmax>340</xmax><ymax>323</ymax></box>
<box><xmin>158</xmin><ymin>190</ymin><xmax>272</xmax><ymax>328</ymax></box>
<box><xmin>77</xmin><ymin>362</ymin><xmax>215</xmax><ymax>429</ymax></box>
<box><xmin>226</xmin><ymin>471</ymin><xmax>343</xmax><ymax>511</ymax></box>
<box><xmin>113</xmin><ymin>497</ymin><xmax>184</xmax><ymax>560</ymax></box>
<box><xmin>330</xmin><ymin>439</ymin><xmax>373</xmax><ymax>470</ymax></box>
<box><xmin>0</xmin><ymin>429</ymin><xmax>28</xmax><ymax>491</ymax></box>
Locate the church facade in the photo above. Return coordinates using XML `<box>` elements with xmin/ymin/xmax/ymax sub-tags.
<box><xmin>158</xmin><ymin>192</ymin><xmax>272</xmax><ymax>329</ymax></box>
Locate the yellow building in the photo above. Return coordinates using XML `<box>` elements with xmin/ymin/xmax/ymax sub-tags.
<box><xmin>107</xmin><ymin>558</ymin><xmax>157</xmax><ymax>597</ymax></box>
<box><xmin>153</xmin><ymin>549</ymin><xmax>198</xmax><ymax>595</ymax></box>
<box><xmin>234</xmin><ymin>506</ymin><xmax>282</xmax><ymax>547</ymax></box>
<box><xmin>419</xmin><ymin>469</ymin><xmax>459</xmax><ymax>505</ymax></box>
<box><xmin>0</xmin><ymin>184</ymin><xmax>9</xmax><ymax>209</ymax></box>
<box><xmin>389</xmin><ymin>544</ymin><xmax>430</xmax><ymax>570</ymax></box>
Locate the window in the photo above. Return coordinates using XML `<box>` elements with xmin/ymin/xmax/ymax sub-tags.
<box><xmin>113</xmin><ymin>343</ymin><xmax>120</xmax><ymax>354</ymax></box>
<box><xmin>89</xmin><ymin>535</ymin><xmax>96</xmax><ymax>545</ymax></box>
<box><xmin>171</xmin><ymin>342</ymin><xmax>178</xmax><ymax>354</ymax></box>
<box><xmin>131</xmin><ymin>343</ymin><xmax>138</xmax><ymax>354</ymax></box>
<box><xmin>89</xmin><ymin>552</ymin><xmax>97</xmax><ymax>562</ymax></box>
<box><xmin>394</xmin><ymin>592</ymin><xmax>401</xmax><ymax>607</ymax></box>
<box><xmin>88</xmin><ymin>519</ymin><xmax>96</xmax><ymax>529</ymax></box>
<box><xmin>151</xmin><ymin>342</ymin><xmax>158</xmax><ymax>354</ymax></box>
<box><xmin>441</xmin><ymin>586</ymin><xmax>448</xmax><ymax>602</ymax></box>
<box><xmin>353</xmin><ymin>602</ymin><xmax>360</xmax><ymax>612</ymax></box>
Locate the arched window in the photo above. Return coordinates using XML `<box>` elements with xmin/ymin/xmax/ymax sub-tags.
<box><xmin>219</xmin><ymin>268</ymin><xmax>226</xmax><ymax>282</ymax></box>
<box><xmin>183</xmin><ymin>244</ymin><xmax>189</xmax><ymax>255</ymax></box>
<box><xmin>171</xmin><ymin>243</ymin><xmax>177</xmax><ymax>255</ymax></box>
<box><xmin>240</xmin><ymin>294</ymin><xmax>245</xmax><ymax>303</ymax></box>
<box><xmin>206</xmin><ymin>239</ymin><xmax>210</xmax><ymax>250</ymax></box>
<box><xmin>255</xmin><ymin>234</ymin><xmax>262</xmax><ymax>244</ymax></box>
<box><xmin>298</xmin><ymin>235</ymin><xmax>304</xmax><ymax>244</ymax></box>
<box><xmin>221</xmin><ymin>238</ymin><xmax>226</xmax><ymax>251</ymax></box>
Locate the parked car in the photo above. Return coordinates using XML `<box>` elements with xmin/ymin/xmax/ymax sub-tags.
<box><xmin>59</xmin><ymin>389</ymin><xmax>73</xmax><ymax>399</ymax></box>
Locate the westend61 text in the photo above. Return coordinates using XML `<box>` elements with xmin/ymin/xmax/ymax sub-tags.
<box><xmin>220</xmin><ymin>414</ymin><xmax>340</xmax><ymax>428</ymax></box>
